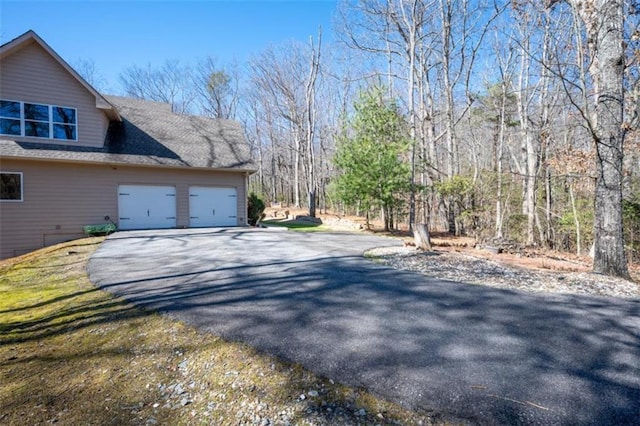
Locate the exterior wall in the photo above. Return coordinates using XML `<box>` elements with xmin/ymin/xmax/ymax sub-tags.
<box><xmin>0</xmin><ymin>159</ymin><xmax>248</xmax><ymax>259</ymax></box>
<box><xmin>0</xmin><ymin>40</ymin><xmax>109</xmax><ymax>147</ymax></box>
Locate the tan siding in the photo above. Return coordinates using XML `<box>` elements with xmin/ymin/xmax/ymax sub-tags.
<box><xmin>0</xmin><ymin>41</ymin><xmax>109</xmax><ymax>147</ymax></box>
<box><xmin>0</xmin><ymin>159</ymin><xmax>248</xmax><ymax>259</ymax></box>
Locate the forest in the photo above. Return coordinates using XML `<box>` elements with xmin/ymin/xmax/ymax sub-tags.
<box><xmin>79</xmin><ymin>0</ymin><xmax>640</xmax><ymax>277</ymax></box>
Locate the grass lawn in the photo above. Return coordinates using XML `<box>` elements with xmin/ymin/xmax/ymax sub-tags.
<box><xmin>261</xmin><ymin>219</ymin><xmax>333</xmax><ymax>232</ymax></box>
<box><xmin>0</xmin><ymin>238</ymin><xmax>435</xmax><ymax>425</ymax></box>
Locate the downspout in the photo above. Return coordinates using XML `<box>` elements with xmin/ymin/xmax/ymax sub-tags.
<box><xmin>244</xmin><ymin>172</ymin><xmax>250</xmax><ymax>226</ymax></box>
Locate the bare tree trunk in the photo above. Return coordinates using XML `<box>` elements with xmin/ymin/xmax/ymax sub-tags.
<box><xmin>385</xmin><ymin>10</ymin><xmax>394</xmax><ymax>98</ymax></box>
<box><xmin>419</xmin><ymin>44</ymin><xmax>437</xmax><ymax>227</ymax></box>
<box><xmin>404</xmin><ymin>3</ymin><xmax>418</xmax><ymax>231</ymax></box>
<box><xmin>387</xmin><ymin>0</ymin><xmax>427</xmax><ymax>232</ymax></box>
<box><xmin>494</xmin><ymin>57</ymin><xmax>512</xmax><ymax>240</ymax></box>
<box><xmin>293</xmin><ymin>128</ymin><xmax>301</xmax><ymax>208</ymax></box>
<box><xmin>555</xmin><ymin>0</ymin><xmax>630</xmax><ymax>276</ymax></box>
<box><xmin>516</xmin><ymin>36</ymin><xmax>537</xmax><ymax>246</ymax></box>
<box><xmin>568</xmin><ymin>181</ymin><xmax>582</xmax><ymax>255</ymax></box>
<box><xmin>305</xmin><ymin>29</ymin><xmax>322</xmax><ymax>217</ymax></box>
<box><xmin>495</xmin><ymin>125</ymin><xmax>505</xmax><ymax>240</ymax></box>
<box><xmin>545</xmin><ymin>165</ymin><xmax>552</xmax><ymax>247</ymax></box>
<box><xmin>257</xmin><ymin>130</ymin><xmax>264</xmax><ymax>193</ymax></box>
<box><xmin>271</xmin><ymin>153</ymin><xmax>277</xmax><ymax>202</ymax></box>
<box><xmin>524</xmin><ymin>135</ymin><xmax>537</xmax><ymax>245</ymax></box>
<box><xmin>591</xmin><ymin>0</ymin><xmax>628</xmax><ymax>277</ymax></box>
<box><xmin>439</xmin><ymin>0</ymin><xmax>455</xmax><ymax>234</ymax></box>
<box><xmin>266</xmin><ymin>108</ymin><xmax>277</xmax><ymax>202</ymax></box>
<box><xmin>537</xmin><ymin>12</ymin><xmax>553</xmax><ymax>248</ymax></box>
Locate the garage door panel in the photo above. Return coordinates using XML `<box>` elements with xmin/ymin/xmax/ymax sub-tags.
<box><xmin>118</xmin><ymin>185</ymin><xmax>176</xmax><ymax>230</ymax></box>
<box><xmin>189</xmin><ymin>187</ymin><xmax>237</xmax><ymax>227</ymax></box>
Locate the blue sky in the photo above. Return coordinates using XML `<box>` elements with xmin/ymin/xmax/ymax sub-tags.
<box><xmin>1</xmin><ymin>0</ymin><xmax>338</xmax><ymax>91</ymax></box>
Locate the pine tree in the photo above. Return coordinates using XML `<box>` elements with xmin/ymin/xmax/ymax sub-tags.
<box><xmin>333</xmin><ymin>87</ymin><xmax>411</xmax><ymax>231</ymax></box>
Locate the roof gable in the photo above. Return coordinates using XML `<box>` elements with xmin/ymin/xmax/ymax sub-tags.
<box><xmin>0</xmin><ymin>30</ymin><xmax>120</xmax><ymax>121</ymax></box>
<box><xmin>0</xmin><ymin>31</ymin><xmax>254</xmax><ymax>172</ymax></box>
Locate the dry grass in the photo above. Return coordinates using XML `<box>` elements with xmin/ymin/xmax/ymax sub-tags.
<box><xmin>0</xmin><ymin>238</ymin><xmax>438</xmax><ymax>425</ymax></box>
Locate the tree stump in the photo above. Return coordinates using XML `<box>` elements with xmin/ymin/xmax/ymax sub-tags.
<box><xmin>413</xmin><ymin>223</ymin><xmax>432</xmax><ymax>251</ymax></box>
<box><xmin>308</xmin><ymin>190</ymin><xmax>316</xmax><ymax>218</ymax></box>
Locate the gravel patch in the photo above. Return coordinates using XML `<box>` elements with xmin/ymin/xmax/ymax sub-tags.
<box><xmin>157</xmin><ymin>349</ymin><xmax>429</xmax><ymax>426</ymax></box>
<box><xmin>367</xmin><ymin>247</ymin><xmax>640</xmax><ymax>299</ymax></box>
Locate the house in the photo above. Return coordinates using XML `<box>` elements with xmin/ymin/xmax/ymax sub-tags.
<box><xmin>0</xmin><ymin>30</ymin><xmax>256</xmax><ymax>259</ymax></box>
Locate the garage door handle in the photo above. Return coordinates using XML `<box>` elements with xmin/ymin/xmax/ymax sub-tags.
<box><xmin>147</xmin><ymin>209</ymin><xmax>150</xmax><ymax>216</ymax></box>
<box><xmin>212</xmin><ymin>209</ymin><xmax>216</xmax><ymax>216</ymax></box>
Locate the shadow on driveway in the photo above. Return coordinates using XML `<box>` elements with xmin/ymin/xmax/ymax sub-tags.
<box><xmin>88</xmin><ymin>228</ymin><xmax>640</xmax><ymax>425</ymax></box>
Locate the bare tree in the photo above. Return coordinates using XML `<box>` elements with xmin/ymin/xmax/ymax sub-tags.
<box><xmin>193</xmin><ymin>57</ymin><xmax>240</xmax><ymax>119</ymax></box>
<box><xmin>487</xmin><ymin>41</ymin><xmax>517</xmax><ymax>239</ymax></box>
<box><xmin>248</xmin><ymin>40</ymin><xmax>324</xmax><ymax>209</ymax></box>
<box><xmin>510</xmin><ymin>1</ymin><xmax>556</xmax><ymax>246</ymax></box>
<box><xmin>337</xmin><ymin>0</ymin><xmax>433</xmax><ymax>229</ymax></box>
<box><xmin>120</xmin><ymin>60</ymin><xmax>195</xmax><ymax>113</ymax></box>
<box><xmin>547</xmin><ymin>0</ymin><xmax>630</xmax><ymax>277</ymax></box>
<box><xmin>74</xmin><ymin>58</ymin><xmax>109</xmax><ymax>92</ymax></box>
<box><xmin>305</xmin><ymin>29</ymin><xmax>322</xmax><ymax>217</ymax></box>
<box><xmin>587</xmin><ymin>0</ymin><xmax>629</xmax><ymax>277</ymax></box>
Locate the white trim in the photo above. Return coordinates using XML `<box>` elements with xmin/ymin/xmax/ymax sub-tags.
<box><xmin>0</xmin><ymin>155</ymin><xmax>258</xmax><ymax>173</ymax></box>
<box><xmin>0</xmin><ymin>171</ymin><xmax>23</xmax><ymax>202</ymax></box>
<box><xmin>0</xmin><ymin>99</ymin><xmax>78</xmax><ymax>141</ymax></box>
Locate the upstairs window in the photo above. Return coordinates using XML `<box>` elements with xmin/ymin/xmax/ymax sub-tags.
<box><xmin>0</xmin><ymin>172</ymin><xmax>23</xmax><ymax>202</ymax></box>
<box><xmin>0</xmin><ymin>100</ymin><xmax>77</xmax><ymax>141</ymax></box>
<box><xmin>24</xmin><ymin>102</ymin><xmax>50</xmax><ymax>138</ymax></box>
<box><xmin>53</xmin><ymin>106</ymin><xmax>77</xmax><ymax>140</ymax></box>
<box><xmin>0</xmin><ymin>100</ymin><xmax>21</xmax><ymax>136</ymax></box>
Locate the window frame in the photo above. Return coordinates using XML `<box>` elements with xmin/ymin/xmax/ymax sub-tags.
<box><xmin>0</xmin><ymin>99</ymin><xmax>78</xmax><ymax>141</ymax></box>
<box><xmin>0</xmin><ymin>100</ymin><xmax>21</xmax><ymax>136</ymax></box>
<box><xmin>0</xmin><ymin>171</ymin><xmax>24</xmax><ymax>202</ymax></box>
<box><xmin>24</xmin><ymin>102</ymin><xmax>51</xmax><ymax>138</ymax></box>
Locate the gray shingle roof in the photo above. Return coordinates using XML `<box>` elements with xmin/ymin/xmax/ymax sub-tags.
<box><xmin>0</xmin><ymin>95</ymin><xmax>256</xmax><ymax>172</ymax></box>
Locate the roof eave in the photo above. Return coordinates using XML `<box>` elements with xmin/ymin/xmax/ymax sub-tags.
<box><xmin>0</xmin><ymin>152</ymin><xmax>257</xmax><ymax>173</ymax></box>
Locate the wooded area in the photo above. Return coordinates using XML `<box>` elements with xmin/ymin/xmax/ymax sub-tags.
<box><xmin>82</xmin><ymin>0</ymin><xmax>640</xmax><ymax>277</ymax></box>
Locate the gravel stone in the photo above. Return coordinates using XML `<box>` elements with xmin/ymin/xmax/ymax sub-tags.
<box><xmin>368</xmin><ymin>248</ymin><xmax>639</xmax><ymax>299</ymax></box>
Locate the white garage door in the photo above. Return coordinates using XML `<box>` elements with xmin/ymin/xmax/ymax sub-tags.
<box><xmin>118</xmin><ymin>185</ymin><xmax>177</xmax><ymax>230</ymax></box>
<box><xmin>189</xmin><ymin>187</ymin><xmax>237</xmax><ymax>227</ymax></box>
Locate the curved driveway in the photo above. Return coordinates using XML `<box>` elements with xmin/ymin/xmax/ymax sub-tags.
<box><xmin>88</xmin><ymin>228</ymin><xmax>640</xmax><ymax>425</ymax></box>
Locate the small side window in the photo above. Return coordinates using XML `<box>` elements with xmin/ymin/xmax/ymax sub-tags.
<box><xmin>0</xmin><ymin>172</ymin><xmax>23</xmax><ymax>201</ymax></box>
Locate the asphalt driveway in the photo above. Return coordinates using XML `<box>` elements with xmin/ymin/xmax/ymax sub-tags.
<box><xmin>88</xmin><ymin>228</ymin><xmax>640</xmax><ymax>425</ymax></box>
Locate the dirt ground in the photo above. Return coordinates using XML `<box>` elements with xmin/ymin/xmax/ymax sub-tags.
<box><xmin>264</xmin><ymin>206</ymin><xmax>640</xmax><ymax>282</ymax></box>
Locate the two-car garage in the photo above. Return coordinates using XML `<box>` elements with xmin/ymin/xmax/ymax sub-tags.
<box><xmin>118</xmin><ymin>185</ymin><xmax>238</xmax><ymax>230</ymax></box>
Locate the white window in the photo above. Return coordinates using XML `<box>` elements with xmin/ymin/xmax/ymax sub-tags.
<box><xmin>0</xmin><ymin>172</ymin><xmax>23</xmax><ymax>202</ymax></box>
<box><xmin>0</xmin><ymin>99</ymin><xmax>77</xmax><ymax>141</ymax></box>
<box><xmin>0</xmin><ymin>100</ymin><xmax>20</xmax><ymax>136</ymax></box>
